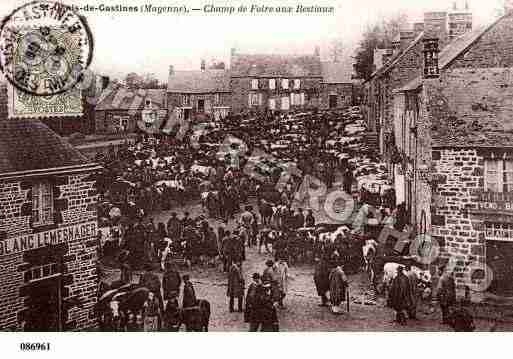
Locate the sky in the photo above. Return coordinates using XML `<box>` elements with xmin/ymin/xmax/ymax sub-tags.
<box><xmin>0</xmin><ymin>0</ymin><xmax>504</xmax><ymax>82</ymax></box>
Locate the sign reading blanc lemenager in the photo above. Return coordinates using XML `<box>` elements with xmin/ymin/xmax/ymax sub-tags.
<box><xmin>0</xmin><ymin>221</ymin><xmax>97</xmax><ymax>256</ymax></box>
<box><xmin>0</xmin><ymin>1</ymin><xmax>94</xmax><ymax>118</ymax></box>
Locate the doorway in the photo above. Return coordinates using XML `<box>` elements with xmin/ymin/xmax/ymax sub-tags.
<box><xmin>329</xmin><ymin>95</ymin><xmax>338</xmax><ymax>109</ymax></box>
<box><xmin>24</xmin><ymin>276</ymin><xmax>63</xmax><ymax>331</ymax></box>
<box><xmin>487</xmin><ymin>240</ymin><xmax>513</xmax><ymax>296</ymax></box>
<box><xmin>197</xmin><ymin>99</ymin><xmax>205</xmax><ymax>113</ymax></box>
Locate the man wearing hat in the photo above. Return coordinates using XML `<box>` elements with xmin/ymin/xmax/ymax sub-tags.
<box><xmin>182</xmin><ymin>274</ymin><xmax>197</xmax><ymax>309</ymax></box>
<box><xmin>227</xmin><ymin>261</ymin><xmax>245</xmax><ymax>313</ymax></box>
<box><xmin>245</xmin><ymin>273</ymin><xmax>263</xmax><ymax>331</ymax></box>
<box><xmin>387</xmin><ymin>265</ymin><xmax>412</xmax><ymax>325</ymax></box>
<box><xmin>259</xmin><ymin>277</ymin><xmax>279</xmax><ymax>331</ymax></box>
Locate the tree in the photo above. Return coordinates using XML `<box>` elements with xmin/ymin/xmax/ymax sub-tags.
<box><xmin>329</xmin><ymin>39</ymin><xmax>344</xmax><ymax>63</ymax></box>
<box><xmin>353</xmin><ymin>13</ymin><xmax>408</xmax><ymax>80</ymax></box>
<box><xmin>209</xmin><ymin>60</ymin><xmax>226</xmax><ymax>70</ymax></box>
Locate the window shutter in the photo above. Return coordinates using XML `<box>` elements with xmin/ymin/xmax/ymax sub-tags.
<box><xmin>248</xmin><ymin>94</ymin><xmax>252</xmax><ymax>107</ymax></box>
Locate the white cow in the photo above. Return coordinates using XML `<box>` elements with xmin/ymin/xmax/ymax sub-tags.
<box><xmin>382</xmin><ymin>262</ymin><xmax>432</xmax><ymax>292</ymax></box>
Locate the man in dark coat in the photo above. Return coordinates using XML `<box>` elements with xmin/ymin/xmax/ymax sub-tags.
<box><xmin>182</xmin><ymin>274</ymin><xmax>197</xmax><ymax>309</ymax></box>
<box><xmin>162</xmin><ymin>264</ymin><xmax>181</xmax><ymax>300</ymax></box>
<box><xmin>259</xmin><ymin>279</ymin><xmax>279</xmax><ymax>331</ymax></box>
<box><xmin>387</xmin><ymin>266</ymin><xmax>412</xmax><ymax>325</ymax></box>
<box><xmin>227</xmin><ymin>262</ymin><xmax>245</xmax><ymax>312</ymax></box>
<box><xmin>305</xmin><ymin>209</ymin><xmax>315</xmax><ymax>227</ymax></box>
<box><xmin>167</xmin><ymin>212</ymin><xmax>181</xmax><ymax>238</ymax></box>
<box><xmin>245</xmin><ymin>273</ymin><xmax>262</xmax><ymax>331</ymax></box>
<box><xmin>437</xmin><ymin>268</ymin><xmax>456</xmax><ymax>324</ymax></box>
<box><xmin>140</xmin><ymin>271</ymin><xmax>163</xmax><ymax>310</ymax></box>
<box><xmin>314</xmin><ymin>257</ymin><xmax>330</xmax><ymax>306</ymax></box>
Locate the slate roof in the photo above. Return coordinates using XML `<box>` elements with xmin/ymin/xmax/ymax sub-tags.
<box><xmin>230</xmin><ymin>53</ymin><xmax>322</xmax><ymax>78</ymax></box>
<box><xmin>96</xmin><ymin>87</ymin><xmax>166</xmax><ymax>110</ymax></box>
<box><xmin>365</xmin><ymin>31</ymin><xmax>424</xmax><ymax>83</ymax></box>
<box><xmin>321</xmin><ymin>61</ymin><xmax>353</xmax><ymax>84</ymax></box>
<box><xmin>167</xmin><ymin>70</ymin><xmax>231</xmax><ymax>93</ymax></box>
<box><xmin>398</xmin><ymin>21</ymin><xmax>500</xmax><ymax>92</ymax></box>
<box><xmin>0</xmin><ymin>85</ymin><xmax>93</xmax><ymax>174</ymax></box>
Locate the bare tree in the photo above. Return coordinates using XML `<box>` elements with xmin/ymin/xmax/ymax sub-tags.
<box><xmin>329</xmin><ymin>39</ymin><xmax>344</xmax><ymax>63</ymax></box>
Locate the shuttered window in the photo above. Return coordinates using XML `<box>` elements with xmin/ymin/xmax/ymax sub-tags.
<box><xmin>32</xmin><ymin>182</ymin><xmax>53</xmax><ymax>225</ymax></box>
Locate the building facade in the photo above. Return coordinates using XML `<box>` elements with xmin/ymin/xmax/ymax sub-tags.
<box><xmin>392</xmin><ymin>10</ymin><xmax>513</xmax><ymax>297</ymax></box>
<box><xmin>95</xmin><ymin>87</ymin><xmax>167</xmax><ymax>134</ymax></box>
<box><xmin>167</xmin><ymin>64</ymin><xmax>231</xmax><ymax>122</ymax></box>
<box><xmin>229</xmin><ymin>48</ymin><xmax>323</xmax><ymax>113</ymax></box>
<box><xmin>0</xmin><ymin>85</ymin><xmax>102</xmax><ymax>330</ymax></box>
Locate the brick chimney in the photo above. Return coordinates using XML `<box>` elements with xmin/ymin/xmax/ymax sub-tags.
<box><xmin>399</xmin><ymin>29</ymin><xmax>415</xmax><ymax>50</ymax></box>
<box><xmin>200</xmin><ymin>59</ymin><xmax>206</xmax><ymax>71</ymax></box>
<box><xmin>169</xmin><ymin>65</ymin><xmax>174</xmax><ymax>76</ymax></box>
<box><xmin>423</xmin><ymin>11</ymin><xmax>448</xmax><ymax>46</ymax></box>
<box><xmin>448</xmin><ymin>3</ymin><xmax>472</xmax><ymax>40</ymax></box>
<box><xmin>413</xmin><ymin>22</ymin><xmax>424</xmax><ymax>36</ymax></box>
<box><xmin>314</xmin><ymin>45</ymin><xmax>320</xmax><ymax>57</ymax></box>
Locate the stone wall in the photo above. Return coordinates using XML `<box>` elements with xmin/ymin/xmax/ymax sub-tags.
<box><xmin>320</xmin><ymin>83</ymin><xmax>353</xmax><ymax>109</ymax></box>
<box><xmin>0</xmin><ymin>173</ymin><xmax>99</xmax><ymax>330</ymax></box>
<box><xmin>430</xmin><ymin>148</ymin><xmax>487</xmax><ymax>291</ymax></box>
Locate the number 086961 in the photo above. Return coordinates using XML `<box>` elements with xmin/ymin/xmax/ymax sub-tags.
<box><xmin>20</xmin><ymin>342</ymin><xmax>51</xmax><ymax>351</ymax></box>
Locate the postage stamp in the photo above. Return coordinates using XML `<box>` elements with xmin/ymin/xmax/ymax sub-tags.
<box><xmin>0</xmin><ymin>0</ymin><xmax>93</xmax><ymax>118</ymax></box>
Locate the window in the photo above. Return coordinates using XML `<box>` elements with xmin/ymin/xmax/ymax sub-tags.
<box><xmin>214</xmin><ymin>93</ymin><xmax>220</xmax><ymax>105</ymax></box>
<box><xmin>32</xmin><ymin>182</ymin><xmax>53</xmax><ymax>225</ymax></box>
<box><xmin>29</xmin><ymin>263</ymin><xmax>61</xmax><ymax>282</ymax></box>
<box><xmin>281</xmin><ymin>79</ymin><xmax>289</xmax><ymax>89</ymax></box>
<box><xmin>269</xmin><ymin>98</ymin><xmax>276</xmax><ymax>110</ymax></box>
<box><xmin>485</xmin><ymin>223</ymin><xmax>513</xmax><ymax>241</ymax></box>
<box><xmin>249</xmin><ymin>93</ymin><xmax>260</xmax><ymax>106</ymax></box>
<box><xmin>251</xmin><ymin>79</ymin><xmax>259</xmax><ymax>90</ymax></box>
<box><xmin>182</xmin><ymin>94</ymin><xmax>190</xmax><ymax>106</ymax></box>
<box><xmin>485</xmin><ymin>160</ymin><xmax>513</xmax><ymax>192</ymax></box>
<box><xmin>294</xmin><ymin>79</ymin><xmax>301</xmax><ymax>89</ymax></box>
<box><xmin>269</xmin><ymin>79</ymin><xmax>276</xmax><ymax>90</ymax></box>
<box><xmin>281</xmin><ymin>96</ymin><xmax>290</xmax><ymax>110</ymax></box>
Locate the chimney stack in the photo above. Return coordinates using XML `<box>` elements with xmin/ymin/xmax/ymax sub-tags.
<box><xmin>448</xmin><ymin>3</ymin><xmax>472</xmax><ymax>40</ymax></box>
<box><xmin>413</xmin><ymin>22</ymin><xmax>424</xmax><ymax>36</ymax></box>
<box><xmin>399</xmin><ymin>29</ymin><xmax>415</xmax><ymax>50</ymax></box>
<box><xmin>423</xmin><ymin>38</ymin><xmax>440</xmax><ymax>79</ymax></box>
<box><xmin>423</xmin><ymin>11</ymin><xmax>448</xmax><ymax>46</ymax></box>
<box><xmin>200</xmin><ymin>59</ymin><xmax>206</xmax><ymax>71</ymax></box>
<box><xmin>169</xmin><ymin>65</ymin><xmax>174</xmax><ymax>76</ymax></box>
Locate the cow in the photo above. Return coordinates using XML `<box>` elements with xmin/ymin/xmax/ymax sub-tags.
<box><xmin>181</xmin><ymin>299</ymin><xmax>211</xmax><ymax>332</ymax></box>
<box><xmin>382</xmin><ymin>262</ymin><xmax>432</xmax><ymax>296</ymax></box>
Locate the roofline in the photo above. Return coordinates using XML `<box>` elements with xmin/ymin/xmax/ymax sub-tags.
<box><xmin>0</xmin><ymin>163</ymin><xmax>103</xmax><ymax>180</ymax></box>
<box><xmin>229</xmin><ymin>75</ymin><xmax>323</xmax><ymax>79</ymax></box>
<box><xmin>166</xmin><ymin>90</ymin><xmax>232</xmax><ymax>94</ymax></box>
<box><xmin>398</xmin><ymin>15</ymin><xmax>508</xmax><ymax>93</ymax></box>
<box><xmin>433</xmin><ymin>145</ymin><xmax>513</xmax><ymax>149</ymax></box>
<box><xmin>364</xmin><ymin>31</ymin><xmax>425</xmax><ymax>84</ymax></box>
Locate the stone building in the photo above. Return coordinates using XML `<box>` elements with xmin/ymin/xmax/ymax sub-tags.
<box><xmin>392</xmin><ymin>9</ymin><xmax>513</xmax><ymax>297</ymax></box>
<box><xmin>0</xmin><ymin>84</ymin><xmax>102</xmax><ymax>330</ymax></box>
<box><xmin>167</xmin><ymin>62</ymin><xmax>231</xmax><ymax>122</ymax></box>
<box><xmin>95</xmin><ymin>87</ymin><xmax>167</xmax><ymax>134</ymax></box>
<box><xmin>229</xmin><ymin>48</ymin><xmax>323</xmax><ymax>113</ymax></box>
<box><xmin>364</xmin><ymin>8</ymin><xmax>474</xmax><ymax>160</ymax></box>
<box><xmin>320</xmin><ymin>61</ymin><xmax>356</xmax><ymax>109</ymax></box>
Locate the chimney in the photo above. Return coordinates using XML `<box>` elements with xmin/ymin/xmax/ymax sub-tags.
<box><xmin>399</xmin><ymin>29</ymin><xmax>415</xmax><ymax>50</ymax></box>
<box><xmin>200</xmin><ymin>59</ymin><xmax>206</xmax><ymax>71</ymax></box>
<box><xmin>169</xmin><ymin>65</ymin><xmax>174</xmax><ymax>76</ymax></box>
<box><xmin>314</xmin><ymin>45</ymin><xmax>320</xmax><ymax>57</ymax></box>
<box><xmin>423</xmin><ymin>37</ymin><xmax>440</xmax><ymax>79</ymax></box>
<box><xmin>448</xmin><ymin>4</ymin><xmax>472</xmax><ymax>40</ymax></box>
<box><xmin>382</xmin><ymin>48</ymin><xmax>394</xmax><ymax>65</ymax></box>
<box><xmin>413</xmin><ymin>22</ymin><xmax>424</xmax><ymax>36</ymax></box>
<box><xmin>423</xmin><ymin>11</ymin><xmax>448</xmax><ymax>46</ymax></box>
